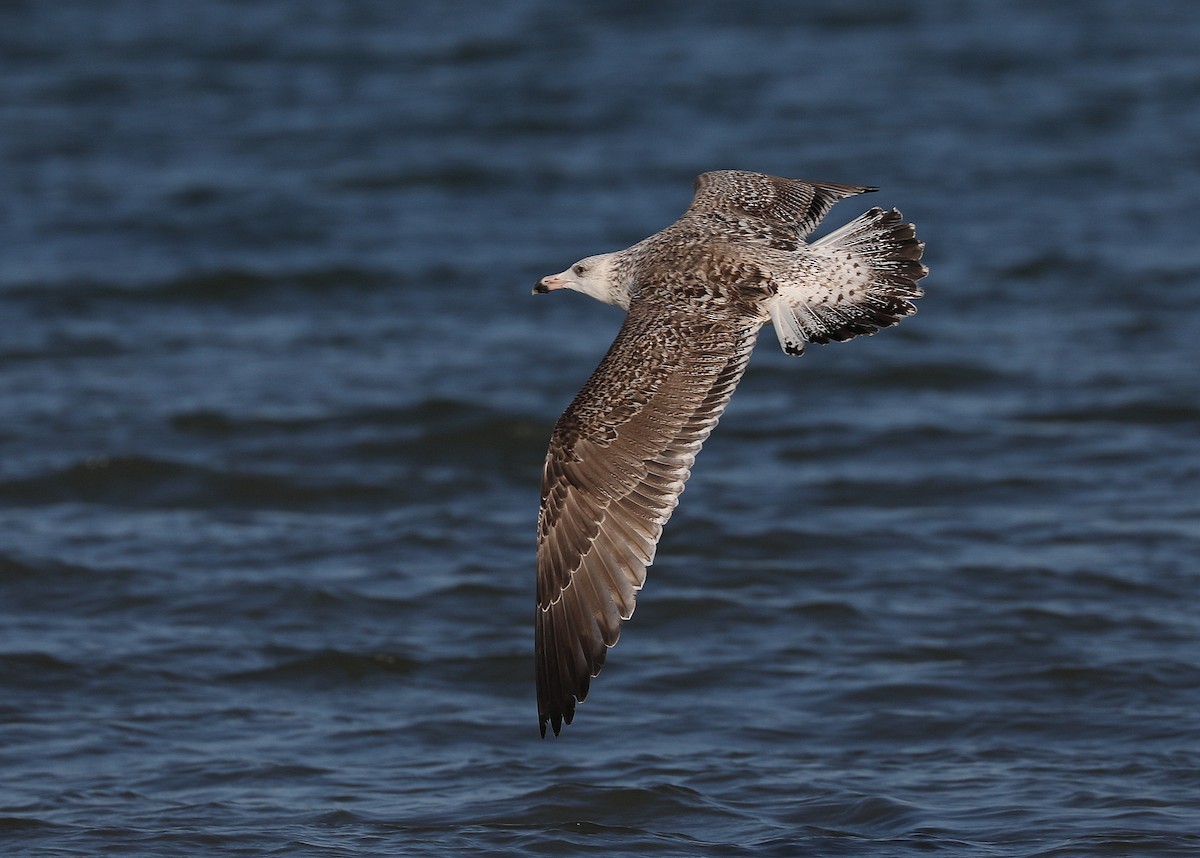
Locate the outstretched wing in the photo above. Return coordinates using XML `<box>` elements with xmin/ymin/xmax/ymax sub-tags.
<box><xmin>686</xmin><ymin>170</ymin><xmax>876</xmax><ymax>247</ymax></box>
<box><xmin>536</xmin><ymin>299</ymin><xmax>759</xmax><ymax>736</ymax></box>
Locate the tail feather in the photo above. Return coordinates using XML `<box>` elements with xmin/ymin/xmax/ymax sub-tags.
<box><xmin>770</xmin><ymin>207</ymin><xmax>927</xmax><ymax>355</ymax></box>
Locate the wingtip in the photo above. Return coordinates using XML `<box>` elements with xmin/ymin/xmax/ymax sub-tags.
<box><xmin>539</xmin><ymin>715</ymin><xmax>564</xmax><ymax>738</ymax></box>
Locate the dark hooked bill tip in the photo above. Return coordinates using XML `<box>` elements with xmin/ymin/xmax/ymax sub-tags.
<box><xmin>532</xmin><ymin>280</ymin><xmax>550</xmax><ymax>294</ymax></box>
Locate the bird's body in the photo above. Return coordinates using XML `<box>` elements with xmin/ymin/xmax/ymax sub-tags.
<box><xmin>532</xmin><ymin>170</ymin><xmax>927</xmax><ymax>736</ymax></box>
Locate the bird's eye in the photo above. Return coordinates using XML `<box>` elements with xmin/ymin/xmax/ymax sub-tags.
<box><xmin>573</xmin><ymin>265</ymin><xmax>586</xmax><ymax>276</ymax></box>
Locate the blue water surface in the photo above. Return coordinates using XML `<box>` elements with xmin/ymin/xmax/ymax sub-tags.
<box><xmin>2</xmin><ymin>1</ymin><xmax>1199</xmax><ymax>855</ymax></box>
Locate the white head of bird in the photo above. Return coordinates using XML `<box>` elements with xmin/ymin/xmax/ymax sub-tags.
<box><xmin>533</xmin><ymin>252</ymin><xmax>630</xmax><ymax>308</ymax></box>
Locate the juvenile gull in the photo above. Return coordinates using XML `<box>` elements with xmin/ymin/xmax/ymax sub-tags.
<box><xmin>531</xmin><ymin>170</ymin><xmax>927</xmax><ymax>736</ymax></box>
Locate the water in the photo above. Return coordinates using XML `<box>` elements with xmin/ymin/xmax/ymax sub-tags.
<box><xmin>2</xmin><ymin>1</ymin><xmax>1199</xmax><ymax>854</ymax></box>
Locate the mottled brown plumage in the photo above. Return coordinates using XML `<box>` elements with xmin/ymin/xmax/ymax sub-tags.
<box><xmin>532</xmin><ymin>170</ymin><xmax>928</xmax><ymax>736</ymax></box>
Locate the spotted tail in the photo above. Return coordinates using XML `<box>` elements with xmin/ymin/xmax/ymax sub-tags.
<box><xmin>769</xmin><ymin>207</ymin><xmax>927</xmax><ymax>356</ymax></box>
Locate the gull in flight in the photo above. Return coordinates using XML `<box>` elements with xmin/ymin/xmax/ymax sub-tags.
<box><xmin>531</xmin><ymin>170</ymin><xmax>927</xmax><ymax>736</ymax></box>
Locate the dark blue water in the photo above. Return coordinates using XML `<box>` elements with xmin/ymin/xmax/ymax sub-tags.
<box><xmin>3</xmin><ymin>1</ymin><xmax>1200</xmax><ymax>855</ymax></box>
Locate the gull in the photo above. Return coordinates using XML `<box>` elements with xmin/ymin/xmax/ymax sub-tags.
<box><xmin>531</xmin><ymin>170</ymin><xmax>927</xmax><ymax>736</ymax></box>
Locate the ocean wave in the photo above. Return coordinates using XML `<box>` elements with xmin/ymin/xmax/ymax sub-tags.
<box><xmin>0</xmin><ymin>455</ymin><xmax>391</xmax><ymax>510</ymax></box>
<box><xmin>1</xmin><ymin>265</ymin><xmax>397</xmax><ymax>306</ymax></box>
<box><xmin>1017</xmin><ymin>401</ymin><xmax>1200</xmax><ymax>427</ymax></box>
<box><xmin>223</xmin><ymin>648</ymin><xmax>418</xmax><ymax>685</ymax></box>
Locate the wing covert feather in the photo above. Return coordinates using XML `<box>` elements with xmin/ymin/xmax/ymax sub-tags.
<box><xmin>687</xmin><ymin>170</ymin><xmax>876</xmax><ymax>240</ymax></box>
<box><xmin>535</xmin><ymin>303</ymin><xmax>759</xmax><ymax>736</ymax></box>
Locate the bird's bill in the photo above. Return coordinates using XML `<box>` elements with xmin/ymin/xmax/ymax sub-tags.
<box><xmin>533</xmin><ymin>273</ymin><xmax>569</xmax><ymax>294</ymax></box>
